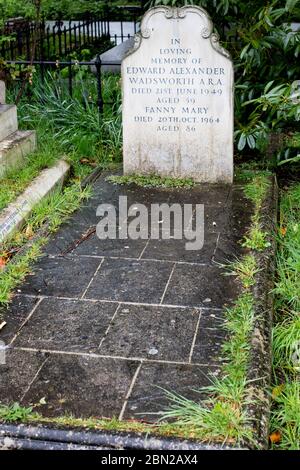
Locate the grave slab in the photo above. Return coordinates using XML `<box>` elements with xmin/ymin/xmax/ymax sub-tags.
<box><xmin>0</xmin><ymin>105</ymin><xmax>18</xmax><ymax>142</ymax></box>
<box><xmin>0</xmin><ymin>130</ymin><xmax>36</xmax><ymax>179</ymax></box>
<box><xmin>162</xmin><ymin>263</ymin><xmax>239</xmax><ymax>308</ymax></box>
<box><xmin>0</xmin><ymin>296</ymin><xmax>40</xmax><ymax>345</ymax></box>
<box><xmin>0</xmin><ymin>80</ymin><xmax>5</xmax><ymax>104</ymax></box>
<box><xmin>0</xmin><ymin>171</ymin><xmax>277</xmax><ymax>450</ymax></box>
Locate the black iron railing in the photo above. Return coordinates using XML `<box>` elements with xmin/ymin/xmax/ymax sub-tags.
<box><xmin>4</xmin><ymin>57</ymin><xmax>120</xmax><ymax>115</ymax></box>
<box><xmin>1</xmin><ymin>12</ymin><xmax>140</xmax><ymax>61</ymax></box>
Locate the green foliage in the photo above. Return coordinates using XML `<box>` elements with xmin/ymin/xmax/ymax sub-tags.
<box><xmin>270</xmin><ymin>182</ymin><xmax>300</xmax><ymax>449</ymax></box>
<box><xmin>226</xmin><ymin>254</ymin><xmax>259</xmax><ymax>289</ymax></box>
<box><xmin>274</xmin><ymin>183</ymin><xmax>300</xmax><ymax>315</ymax></box>
<box><xmin>271</xmin><ymin>380</ymin><xmax>300</xmax><ymax>449</ymax></box>
<box><xmin>0</xmin><ymin>403</ymin><xmax>33</xmax><ymax>422</ymax></box>
<box><xmin>14</xmin><ymin>71</ymin><xmax>122</xmax><ymax>165</ymax></box>
<box><xmin>242</xmin><ymin>225</ymin><xmax>271</xmax><ymax>251</ymax></box>
<box><xmin>0</xmin><ymin>1</ymin><xmax>140</xmax><ymax>21</ymax></box>
<box><xmin>107</xmin><ymin>173</ymin><xmax>195</xmax><ymax>188</ymax></box>
<box><xmin>0</xmin><ymin>239</ymin><xmax>45</xmax><ymax>306</ymax></box>
<box><xmin>0</xmin><ymin>183</ymin><xmax>91</xmax><ymax>305</ymax></box>
<box><xmin>0</xmin><ymin>0</ymin><xmax>36</xmax><ymax>20</ymax></box>
<box><xmin>149</xmin><ymin>0</ymin><xmax>300</xmax><ymax>166</ymax></box>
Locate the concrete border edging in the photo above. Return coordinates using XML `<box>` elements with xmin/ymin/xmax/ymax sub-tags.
<box><xmin>0</xmin><ymin>130</ymin><xmax>37</xmax><ymax>179</ymax></box>
<box><xmin>243</xmin><ymin>175</ymin><xmax>278</xmax><ymax>449</ymax></box>
<box><xmin>0</xmin><ymin>159</ymin><xmax>70</xmax><ymax>244</ymax></box>
<box><xmin>0</xmin><ymin>423</ymin><xmax>240</xmax><ymax>450</ymax></box>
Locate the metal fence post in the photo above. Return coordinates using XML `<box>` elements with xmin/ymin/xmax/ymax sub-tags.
<box><xmin>68</xmin><ymin>58</ymin><xmax>73</xmax><ymax>97</ymax></box>
<box><xmin>95</xmin><ymin>54</ymin><xmax>103</xmax><ymax>115</ymax></box>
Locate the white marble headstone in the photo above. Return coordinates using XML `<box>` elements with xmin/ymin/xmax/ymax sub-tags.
<box><xmin>122</xmin><ymin>6</ymin><xmax>234</xmax><ymax>183</ymax></box>
<box><xmin>0</xmin><ymin>81</ymin><xmax>5</xmax><ymax>104</ymax></box>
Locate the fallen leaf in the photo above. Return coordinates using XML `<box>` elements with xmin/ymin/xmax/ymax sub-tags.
<box><xmin>0</xmin><ymin>258</ymin><xmax>6</xmax><ymax>270</ymax></box>
<box><xmin>25</xmin><ymin>224</ymin><xmax>34</xmax><ymax>239</ymax></box>
<box><xmin>269</xmin><ymin>431</ymin><xmax>281</xmax><ymax>444</ymax></box>
<box><xmin>280</xmin><ymin>227</ymin><xmax>287</xmax><ymax>236</ymax></box>
<box><xmin>0</xmin><ymin>321</ymin><xmax>7</xmax><ymax>331</ymax></box>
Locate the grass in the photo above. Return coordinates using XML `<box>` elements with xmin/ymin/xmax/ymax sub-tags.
<box><xmin>242</xmin><ymin>174</ymin><xmax>272</xmax><ymax>251</ymax></box>
<box><xmin>158</xmin><ymin>170</ymin><xmax>272</xmax><ymax>446</ymax></box>
<box><xmin>1</xmin><ymin>69</ymin><xmax>122</xmax><ymax>213</ymax></box>
<box><xmin>270</xmin><ymin>182</ymin><xmax>300</xmax><ymax>449</ymax></box>
<box><xmin>225</xmin><ymin>254</ymin><xmax>259</xmax><ymax>289</ymax></box>
<box><xmin>106</xmin><ymin>174</ymin><xmax>195</xmax><ymax>189</ymax></box>
<box><xmin>0</xmin><ymin>183</ymin><xmax>91</xmax><ymax>307</ymax></box>
<box><xmin>0</xmin><ymin>69</ymin><xmax>121</xmax><ymax>302</ymax></box>
<box><xmin>8</xmin><ymin>70</ymin><xmax>122</xmax><ymax>175</ymax></box>
<box><xmin>0</xmin><ymin>239</ymin><xmax>46</xmax><ymax>308</ymax></box>
<box><xmin>0</xmin><ymin>402</ymin><xmax>234</xmax><ymax>441</ymax></box>
<box><xmin>0</xmin><ymin>149</ymin><xmax>58</xmax><ymax>212</ymax></box>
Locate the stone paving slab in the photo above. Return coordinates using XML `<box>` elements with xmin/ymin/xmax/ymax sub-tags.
<box><xmin>98</xmin><ymin>304</ymin><xmax>200</xmax><ymax>362</ymax></box>
<box><xmin>14</xmin><ymin>298</ymin><xmax>118</xmax><ymax>353</ymax></box>
<box><xmin>124</xmin><ymin>363</ymin><xmax>221</xmax><ymax>421</ymax></box>
<box><xmin>0</xmin><ymin>174</ymin><xmax>254</xmax><ymax>423</ymax></box>
<box><xmin>22</xmin><ymin>354</ymin><xmax>139</xmax><ymax>419</ymax></box>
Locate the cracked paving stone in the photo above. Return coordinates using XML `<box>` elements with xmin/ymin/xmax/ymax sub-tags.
<box><xmin>22</xmin><ymin>354</ymin><xmax>139</xmax><ymax>419</ymax></box>
<box><xmin>0</xmin><ymin>349</ymin><xmax>47</xmax><ymax>404</ymax></box>
<box><xmin>124</xmin><ymin>362</ymin><xmax>221</xmax><ymax>422</ymax></box>
<box><xmin>99</xmin><ymin>304</ymin><xmax>199</xmax><ymax>361</ymax></box>
<box><xmin>0</xmin><ymin>295</ymin><xmax>40</xmax><ymax>344</ymax></box>
<box><xmin>19</xmin><ymin>255</ymin><xmax>101</xmax><ymax>298</ymax></box>
<box><xmin>85</xmin><ymin>258</ymin><xmax>174</xmax><ymax>303</ymax></box>
<box><xmin>72</xmin><ymin>233</ymin><xmax>148</xmax><ymax>258</ymax></box>
<box><xmin>162</xmin><ymin>264</ymin><xmax>239</xmax><ymax>308</ymax></box>
<box><xmin>44</xmin><ymin>222</ymin><xmax>91</xmax><ymax>256</ymax></box>
<box><xmin>14</xmin><ymin>298</ymin><xmax>118</xmax><ymax>353</ymax></box>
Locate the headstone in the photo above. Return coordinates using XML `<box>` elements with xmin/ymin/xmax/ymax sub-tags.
<box><xmin>0</xmin><ymin>81</ymin><xmax>5</xmax><ymax>104</ymax></box>
<box><xmin>122</xmin><ymin>6</ymin><xmax>234</xmax><ymax>183</ymax></box>
<box><xmin>96</xmin><ymin>38</ymin><xmax>135</xmax><ymax>74</ymax></box>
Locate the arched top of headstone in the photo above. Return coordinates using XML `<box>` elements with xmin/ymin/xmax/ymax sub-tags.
<box><xmin>126</xmin><ymin>6</ymin><xmax>232</xmax><ymax>62</ymax></box>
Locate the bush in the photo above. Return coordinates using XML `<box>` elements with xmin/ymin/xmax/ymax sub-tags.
<box><xmin>149</xmin><ymin>0</ymin><xmax>300</xmax><ymax>166</ymax></box>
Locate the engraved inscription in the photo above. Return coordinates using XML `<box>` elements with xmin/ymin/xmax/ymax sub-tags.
<box><xmin>127</xmin><ymin>37</ymin><xmax>225</xmax><ymax>133</ymax></box>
